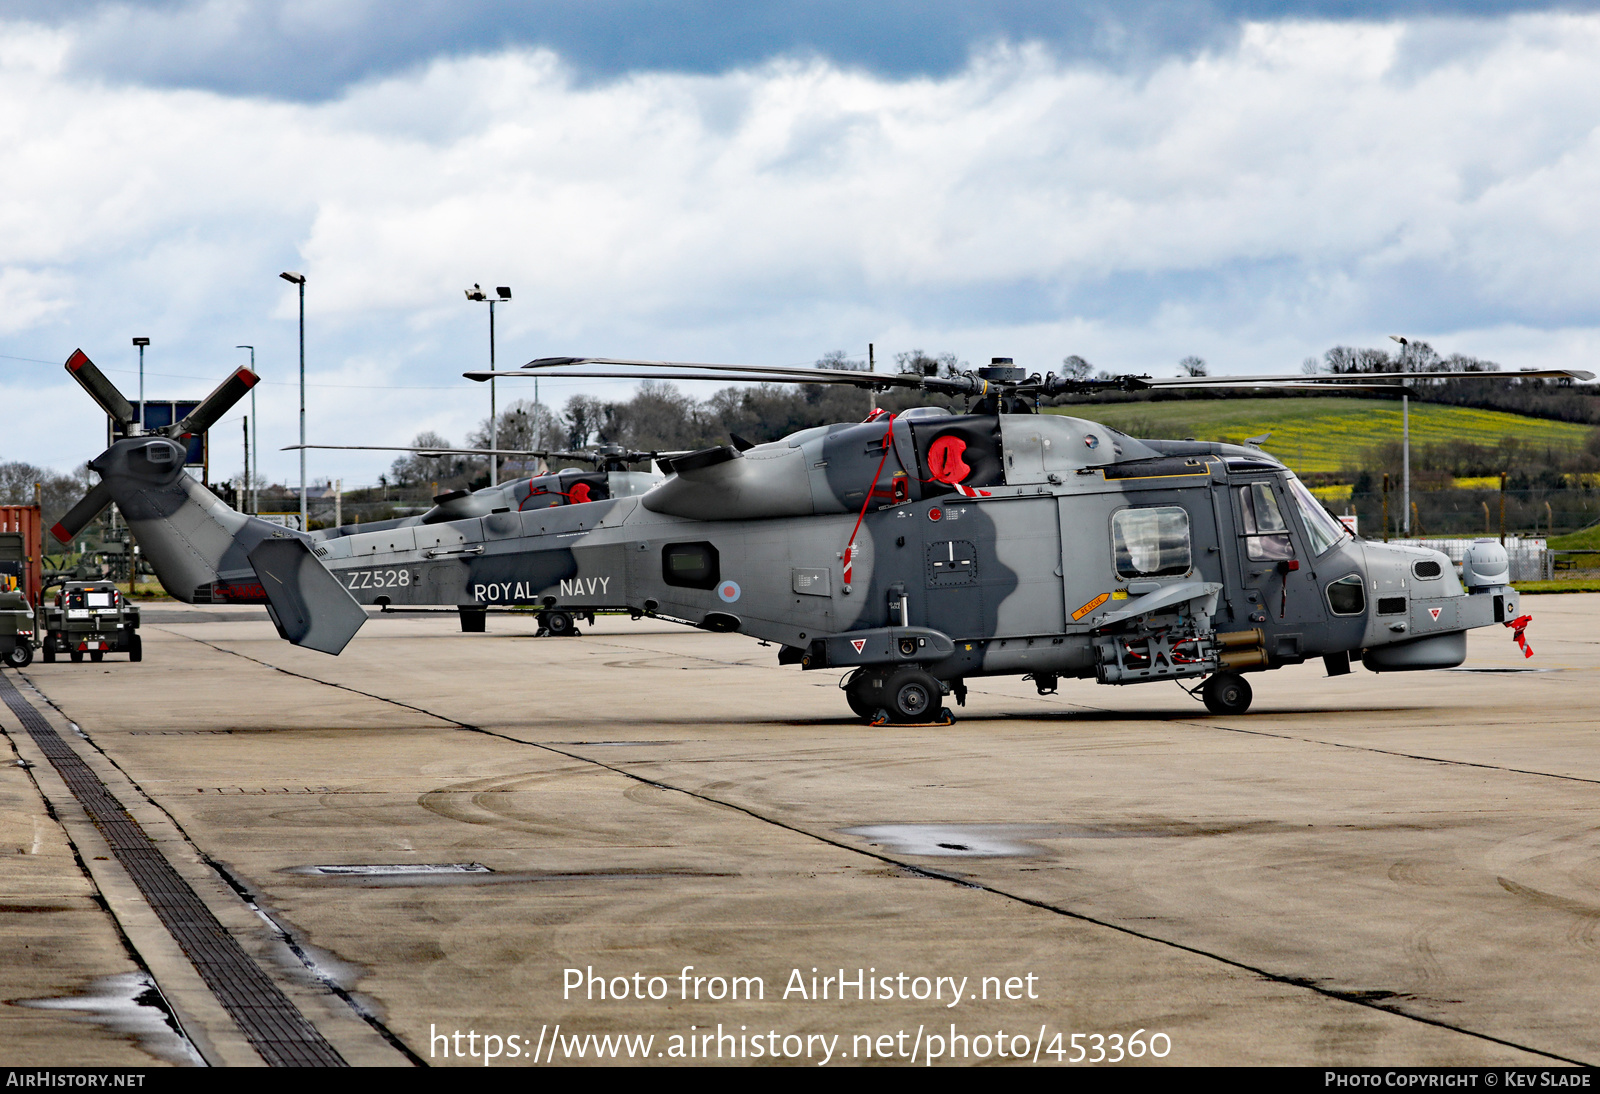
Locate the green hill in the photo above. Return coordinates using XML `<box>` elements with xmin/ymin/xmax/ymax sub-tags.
<box><xmin>1047</xmin><ymin>398</ymin><xmax>1594</xmax><ymax>475</ymax></box>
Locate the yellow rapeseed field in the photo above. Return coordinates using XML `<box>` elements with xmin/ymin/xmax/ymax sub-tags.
<box><xmin>1050</xmin><ymin>397</ymin><xmax>1592</xmax><ymax>476</ymax></box>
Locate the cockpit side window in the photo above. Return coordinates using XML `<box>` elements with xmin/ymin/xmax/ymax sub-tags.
<box><xmin>1237</xmin><ymin>483</ymin><xmax>1295</xmax><ymax>561</ymax></box>
<box><xmin>1284</xmin><ymin>474</ymin><xmax>1349</xmax><ymax>556</ymax></box>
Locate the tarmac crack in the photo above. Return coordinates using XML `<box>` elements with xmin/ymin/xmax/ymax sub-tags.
<box><xmin>1165</xmin><ymin>717</ymin><xmax>1600</xmax><ymax>787</ymax></box>
<box><xmin>173</xmin><ymin>633</ymin><xmax>1589</xmax><ymax>1067</ymax></box>
<box><xmin>962</xmin><ymin>678</ymin><xmax>1600</xmax><ymax>787</ymax></box>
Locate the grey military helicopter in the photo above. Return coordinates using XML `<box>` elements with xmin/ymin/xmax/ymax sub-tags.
<box><xmin>52</xmin><ymin>347</ymin><xmax>1590</xmax><ymax>723</ymax></box>
<box><xmin>283</xmin><ymin>439</ymin><xmax>671</xmax><ymax>635</ymax></box>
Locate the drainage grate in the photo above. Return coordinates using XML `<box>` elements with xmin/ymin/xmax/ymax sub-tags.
<box><xmin>0</xmin><ymin>672</ymin><xmax>346</xmax><ymax>1068</ymax></box>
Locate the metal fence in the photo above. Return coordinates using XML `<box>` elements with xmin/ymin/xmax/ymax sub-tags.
<box><xmin>1386</xmin><ymin>536</ymin><xmax>1552</xmax><ymax>581</ymax></box>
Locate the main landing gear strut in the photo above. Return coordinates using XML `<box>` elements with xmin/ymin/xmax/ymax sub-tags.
<box><xmin>844</xmin><ymin>666</ymin><xmax>954</xmax><ymax>725</ymax></box>
<box><xmin>1199</xmin><ymin>671</ymin><xmax>1253</xmax><ymax>715</ymax></box>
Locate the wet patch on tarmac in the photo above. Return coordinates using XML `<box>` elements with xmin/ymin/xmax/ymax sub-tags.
<box><xmin>12</xmin><ymin>972</ymin><xmax>203</xmax><ymax>1066</ymax></box>
<box><xmin>840</xmin><ymin>820</ymin><xmax>1294</xmax><ymax>858</ymax></box>
<box><xmin>555</xmin><ymin>741</ymin><xmax>677</xmax><ymax>747</ymax></box>
<box><xmin>300</xmin><ymin>863</ymin><xmax>492</xmax><ymax>877</ymax></box>
<box><xmin>1447</xmin><ymin>667</ymin><xmax>1561</xmax><ymax>673</ymax></box>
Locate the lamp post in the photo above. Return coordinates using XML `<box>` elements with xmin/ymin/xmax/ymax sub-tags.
<box><xmin>131</xmin><ymin>337</ymin><xmax>149</xmax><ymax>433</ymax></box>
<box><xmin>1389</xmin><ymin>335</ymin><xmax>1410</xmax><ymax>536</ymax></box>
<box><xmin>466</xmin><ymin>284</ymin><xmax>511</xmax><ymax>486</ymax></box>
<box><xmin>280</xmin><ymin>272</ymin><xmax>306</xmax><ymax>529</ymax></box>
<box><xmin>236</xmin><ymin>345</ymin><xmax>257</xmax><ymax>515</ymax></box>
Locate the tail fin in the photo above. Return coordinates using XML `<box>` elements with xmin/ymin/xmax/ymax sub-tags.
<box><xmin>249</xmin><ymin>538</ymin><xmax>366</xmax><ymax>654</ymax></box>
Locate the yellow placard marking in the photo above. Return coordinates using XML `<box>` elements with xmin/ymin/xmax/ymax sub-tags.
<box><xmin>1112</xmin><ymin>590</ymin><xmax>1129</xmax><ymax>600</ymax></box>
<box><xmin>1072</xmin><ymin>592</ymin><xmax>1111</xmax><ymax>621</ymax></box>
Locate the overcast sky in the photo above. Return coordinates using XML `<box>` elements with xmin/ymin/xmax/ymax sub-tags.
<box><xmin>5</xmin><ymin>0</ymin><xmax>1600</xmax><ymax>485</ymax></box>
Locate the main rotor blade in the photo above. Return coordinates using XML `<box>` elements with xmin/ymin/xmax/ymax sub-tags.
<box><xmin>284</xmin><ymin>443</ymin><xmax>574</xmax><ymax>459</ymax></box>
<box><xmin>519</xmin><ymin>356</ymin><xmax>947</xmax><ymax>389</ymax></box>
<box><xmin>165</xmin><ymin>367</ymin><xmax>259</xmax><ymax>437</ymax></box>
<box><xmin>469</xmin><ymin>368</ymin><xmax>948</xmax><ymax>391</ymax></box>
<box><xmin>1144</xmin><ymin>367</ymin><xmax>1595</xmax><ymax>386</ymax></box>
<box><xmin>1125</xmin><ymin>377</ymin><xmax>1420</xmax><ymax>394</ymax></box>
<box><xmin>64</xmin><ymin>350</ymin><xmax>136</xmax><ymax>426</ymax></box>
<box><xmin>51</xmin><ymin>481</ymin><xmax>114</xmax><ymax>544</ymax></box>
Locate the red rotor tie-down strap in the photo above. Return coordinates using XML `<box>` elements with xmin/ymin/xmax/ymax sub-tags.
<box><xmin>1504</xmin><ymin>613</ymin><xmax>1534</xmax><ymax>659</ymax></box>
<box><xmin>518</xmin><ymin>482</ymin><xmax>590</xmax><ymax>510</ymax></box>
<box><xmin>842</xmin><ymin>414</ymin><xmax>896</xmax><ymax>585</ymax></box>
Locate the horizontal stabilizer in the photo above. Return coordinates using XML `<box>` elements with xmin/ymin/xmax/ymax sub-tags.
<box><xmin>247</xmin><ymin>537</ymin><xmax>367</xmax><ymax>655</ymax></box>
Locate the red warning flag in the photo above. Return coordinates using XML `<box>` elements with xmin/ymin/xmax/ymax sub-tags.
<box><xmin>1504</xmin><ymin>614</ymin><xmax>1534</xmax><ymax>659</ymax></box>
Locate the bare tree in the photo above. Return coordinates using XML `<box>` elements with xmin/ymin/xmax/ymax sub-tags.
<box><xmin>1060</xmin><ymin>355</ymin><xmax>1094</xmax><ymax>380</ymax></box>
<box><xmin>388</xmin><ymin>431</ymin><xmax>460</xmax><ymax>489</ymax></box>
<box><xmin>469</xmin><ymin>399</ymin><xmax>563</xmax><ymax>453</ymax></box>
<box><xmin>895</xmin><ymin>349</ymin><xmax>964</xmax><ymax>379</ymax></box>
<box><xmin>0</xmin><ymin>459</ymin><xmax>98</xmax><ymax>532</ymax></box>
<box><xmin>563</xmin><ymin>395</ymin><xmax>605</xmax><ymax>450</ymax></box>
<box><xmin>815</xmin><ymin>349</ymin><xmax>866</xmax><ymax>371</ymax></box>
<box><xmin>1324</xmin><ymin>345</ymin><xmax>1393</xmax><ymax>374</ymax></box>
<box><xmin>1179</xmin><ymin>355</ymin><xmax>1208</xmax><ymax>377</ymax></box>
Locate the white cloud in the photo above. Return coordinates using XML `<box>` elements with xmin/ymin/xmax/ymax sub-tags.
<box><xmin>4</xmin><ymin>13</ymin><xmax>1600</xmax><ymax>481</ymax></box>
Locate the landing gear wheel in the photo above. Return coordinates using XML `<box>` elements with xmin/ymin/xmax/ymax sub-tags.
<box><xmin>90</xmin><ymin>649</ymin><xmax>103</xmax><ymax>663</ymax></box>
<box><xmin>129</xmin><ymin>635</ymin><xmax>142</xmax><ymax>663</ymax></box>
<box><xmin>70</xmin><ymin>650</ymin><xmax>83</xmax><ymax>663</ymax></box>
<box><xmin>882</xmin><ymin>665</ymin><xmax>943</xmax><ymax>723</ymax></box>
<box><xmin>843</xmin><ymin>670</ymin><xmax>883</xmax><ymax>720</ymax></box>
<box><xmin>540</xmin><ymin>610</ymin><xmax>576</xmax><ymax>637</ymax></box>
<box><xmin>4</xmin><ymin>644</ymin><xmax>32</xmax><ymax>668</ymax></box>
<box><xmin>1202</xmin><ymin>672</ymin><xmax>1253</xmax><ymax>715</ymax></box>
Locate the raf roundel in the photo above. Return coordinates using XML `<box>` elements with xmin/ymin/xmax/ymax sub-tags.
<box><xmin>717</xmin><ymin>580</ymin><xmax>741</xmax><ymax>603</ymax></box>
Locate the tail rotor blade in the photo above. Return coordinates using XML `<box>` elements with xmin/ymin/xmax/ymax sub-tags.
<box><xmin>64</xmin><ymin>350</ymin><xmax>136</xmax><ymax>426</ymax></box>
<box><xmin>167</xmin><ymin>367</ymin><xmax>259</xmax><ymax>437</ymax></box>
<box><xmin>52</xmin><ymin>481</ymin><xmax>114</xmax><ymax>544</ymax></box>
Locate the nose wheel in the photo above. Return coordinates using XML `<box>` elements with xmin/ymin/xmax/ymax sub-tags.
<box><xmin>1202</xmin><ymin>671</ymin><xmax>1253</xmax><ymax>715</ymax></box>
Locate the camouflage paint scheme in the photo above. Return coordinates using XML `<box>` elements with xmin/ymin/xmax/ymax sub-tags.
<box><xmin>74</xmin><ymin>400</ymin><xmax>1523</xmax><ymax>721</ymax></box>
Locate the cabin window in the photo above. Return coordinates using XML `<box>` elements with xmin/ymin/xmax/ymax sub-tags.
<box><xmin>1238</xmin><ymin>483</ymin><xmax>1295</xmax><ymax>561</ymax></box>
<box><xmin>1112</xmin><ymin>506</ymin><xmax>1191</xmax><ymax>578</ymax></box>
<box><xmin>1326</xmin><ymin>574</ymin><xmax>1365</xmax><ymax>615</ymax></box>
<box><xmin>662</xmin><ymin>542</ymin><xmax>721</xmax><ymax>590</ymax></box>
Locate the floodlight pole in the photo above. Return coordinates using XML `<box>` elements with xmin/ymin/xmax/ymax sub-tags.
<box><xmin>281</xmin><ymin>272</ymin><xmax>307</xmax><ymax>529</ymax></box>
<box><xmin>236</xmin><ymin>346</ymin><xmax>256</xmax><ymax>514</ymax></box>
<box><xmin>490</xmin><ymin>298</ymin><xmax>497</xmax><ymax>486</ymax></box>
<box><xmin>132</xmin><ymin>338</ymin><xmax>149</xmax><ymax>433</ymax></box>
<box><xmin>466</xmin><ymin>285</ymin><xmax>511</xmax><ymax>486</ymax></box>
<box><xmin>1391</xmin><ymin>335</ymin><xmax>1410</xmax><ymax>536</ymax></box>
